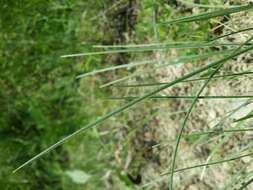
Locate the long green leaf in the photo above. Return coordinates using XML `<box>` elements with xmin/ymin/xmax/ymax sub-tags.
<box><xmin>116</xmin><ymin>71</ymin><xmax>253</xmax><ymax>87</ymax></box>
<box><xmin>164</xmin><ymin>4</ymin><xmax>253</xmax><ymax>24</ymax></box>
<box><xmin>178</xmin><ymin>0</ymin><xmax>240</xmax><ymax>9</ymax></box>
<box><xmin>234</xmin><ymin>112</ymin><xmax>253</xmax><ymax>122</ymax></box>
<box><xmin>61</xmin><ymin>42</ymin><xmax>250</xmax><ymax>58</ymax></box>
<box><xmin>109</xmin><ymin>95</ymin><xmax>253</xmax><ymax>100</ymax></box>
<box><xmin>238</xmin><ymin>176</ymin><xmax>253</xmax><ymax>190</ymax></box>
<box><xmin>76</xmin><ymin>60</ymin><xmax>156</xmax><ymax>79</ymax></box>
<box><xmin>210</xmin><ymin>27</ymin><xmax>253</xmax><ymax>41</ymax></box>
<box><xmin>154</xmin><ymin>127</ymin><xmax>253</xmax><ymax>149</ymax></box>
<box><xmin>169</xmin><ymin>57</ymin><xmax>225</xmax><ymax>189</ymax></box>
<box><xmin>162</xmin><ymin>152</ymin><xmax>253</xmax><ymax>175</ymax></box>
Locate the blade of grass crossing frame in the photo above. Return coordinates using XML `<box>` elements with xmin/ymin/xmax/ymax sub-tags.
<box><xmin>169</xmin><ymin>37</ymin><xmax>253</xmax><ymax>190</ymax></box>
<box><xmin>117</xmin><ymin>71</ymin><xmax>253</xmax><ymax>88</ymax></box>
<box><xmin>109</xmin><ymin>95</ymin><xmax>253</xmax><ymax>100</ymax></box>
<box><xmin>164</xmin><ymin>4</ymin><xmax>253</xmax><ymax>25</ymax></box>
<box><xmin>210</xmin><ymin>27</ymin><xmax>253</xmax><ymax>42</ymax></box>
<box><xmin>163</xmin><ymin>152</ymin><xmax>253</xmax><ymax>175</ymax></box>
<box><xmin>178</xmin><ymin>0</ymin><xmax>240</xmax><ymax>9</ymax></box>
<box><xmin>237</xmin><ymin>176</ymin><xmax>253</xmax><ymax>190</ymax></box>
<box><xmin>154</xmin><ymin>127</ymin><xmax>253</xmax><ymax>150</ymax></box>
<box><xmin>92</xmin><ymin>42</ymin><xmax>252</xmax><ymax>49</ymax></box>
<box><xmin>76</xmin><ymin>60</ymin><xmax>156</xmax><ymax>79</ymax></box>
<box><xmin>61</xmin><ymin>42</ymin><xmax>251</xmax><ymax>58</ymax></box>
<box><xmin>234</xmin><ymin>112</ymin><xmax>253</xmax><ymax>122</ymax></box>
<box><xmin>169</xmin><ymin>56</ymin><xmax>225</xmax><ymax>190</ymax></box>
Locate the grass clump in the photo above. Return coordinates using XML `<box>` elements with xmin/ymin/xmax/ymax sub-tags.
<box><xmin>2</xmin><ymin>0</ymin><xmax>253</xmax><ymax>190</ymax></box>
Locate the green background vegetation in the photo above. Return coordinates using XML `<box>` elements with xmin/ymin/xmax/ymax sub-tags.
<box><xmin>1</xmin><ymin>1</ymin><xmax>113</xmax><ymax>189</ymax></box>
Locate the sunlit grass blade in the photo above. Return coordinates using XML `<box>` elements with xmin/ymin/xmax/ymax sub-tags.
<box><xmin>162</xmin><ymin>152</ymin><xmax>253</xmax><ymax>175</ymax></box>
<box><xmin>238</xmin><ymin>176</ymin><xmax>253</xmax><ymax>190</ymax></box>
<box><xmin>153</xmin><ymin>127</ymin><xmax>253</xmax><ymax>149</ymax></box>
<box><xmin>161</xmin><ymin>48</ymin><xmax>233</xmax><ymax>65</ymax></box>
<box><xmin>234</xmin><ymin>112</ymin><xmax>253</xmax><ymax>122</ymax></box>
<box><xmin>163</xmin><ymin>4</ymin><xmax>253</xmax><ymax>25</ymax></box>
<box><xmin>91</xmin><ymin>42</ymin><xmax>251</xmax><ymax>49</ymax></box>
<box><xmin>98</xmin><ymin>62</ymin><xmax>159</xmax><ymax>88</ymax></box>
<box><xmin>14</xmin><ymin>45</ymin><xmax>253</xmax><ymax>173</ymax></box>
<box><xmin>109</xmin><ymin>95</ymin><xmax>253</xmax><ymax>100</ymax></box>
<box><xmin>76</xmin><ymin>60</ymin><xmax>156</xmax><ymax>79</ymax></box>
<box><xmin>99</xmin><ymin>74</ymin><xmax>136</xmax><ymax>88</ymax></box>
<box><xmin>61</xmin><ymin>42</ymin><xmax>250</xmax><ymax>58</ymax></box>
<box><xmin>178</xmin><ymin>0</ymin><xmax>240</xmax><ymax>9</ymax></box>
<box><xmin>210</xmin><ymin>27</ymin><xmax>253</xmax><ymax>42</ymax></box>
<box><xmin>116</xmin><ymin>71</ymin><xmax>253</xmax><ymax>88</ymax></box>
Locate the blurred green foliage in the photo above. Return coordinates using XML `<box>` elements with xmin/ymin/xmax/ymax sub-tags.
<box><xmin>0</xmin><ymin>1</ymin><xmax>114</xmax><ymax>189</ymax></box>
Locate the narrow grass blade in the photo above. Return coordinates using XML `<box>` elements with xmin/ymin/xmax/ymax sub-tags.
<box><xmin>210</xmin><ymin>27</ymin><xmax>253</xmax><ymax>42</ymax></box>
<box><xmin>178</xmin><ymin>0</ymin><xmax>240</xmax><ymax>9</ymax></box>
<box><xmin>162</xmin><ymin>152</ymin><xmax>253</xmax><ymax>175</ymax></box>
<box><xmin>238</xmin><ymin>176</ymin><xmax>253</xmax><ymax>190</ymax></box>
<box><xmin>91</xmin><ymin>42</ymin><xmax>250</xmax><ymax>49</ymax></box>
<box><xmin>109</xmin><ymin>95</ymin><xmax>253</xmax><ymax>100</ymax></box>
<box><xmin>99</xmin><ymin>74</ymin><xmax>135</xmax><ymax>88</ymax></box>
<box><xmin>154</xmin><ymin>127</ymin><xmax>253</xmax><ymax>149</ymax></box>
<box><xmin>61</xmin><ymin>42</ymin><xmax>250</xmax><ymax>58</ymax></box>
<box><xmin>116</xmin><ymin>71</ymin><xmax>253</xmax><ymax>88</ymax></box>
<box><xmin>234</xmin><ymin>112</ymin><xmax>253</xmax><ymax>122</ymax></box>
<box><xmin>76</xmin><ymin>60</ymin><xmax>156</xmax><ymax>79</ymax></box>
<box><xmin>161</xmin><ymin>48</ymin><xmax>233</xmax><ymax>66</ymax></box>
<box><xmin>163</xmin><ymin>4</ymin><xmax>253</xmax><ymax>25</ymax></box>
<box><xmin>169</xmin><ymin>60</ymin><xmax>224</xmax><ymax>189</ymax></box>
